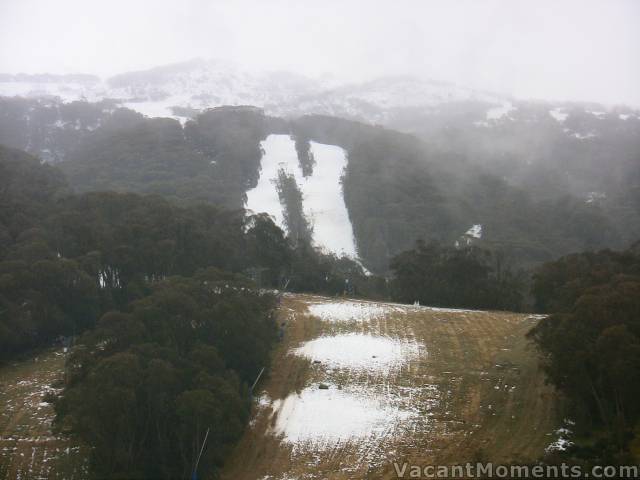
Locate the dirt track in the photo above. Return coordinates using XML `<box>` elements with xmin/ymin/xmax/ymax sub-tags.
<box><xmin>221</xmin><ymin>294</ymin><xmax>560</xmax><ymax>480</ymax></box>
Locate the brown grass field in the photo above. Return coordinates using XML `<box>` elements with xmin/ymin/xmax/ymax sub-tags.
<box><xmin>0</xmin><ymin>294</ymin><xmax>560</xmax><ymax>479</ymax></box>
<box><xmin>0</xmin><ymin>348</ymin><xmax>88</xmax><ymax>480</ymax></box>
<box><xmin>221</xmin><ymin>294</ymin><xmax>561</xmax><ymax>480</ymax></box>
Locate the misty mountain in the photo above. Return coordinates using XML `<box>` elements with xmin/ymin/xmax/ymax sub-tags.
<box><xmin>1</xmin><ymin>95</ymin><xmax>634</xmax><ymax>273</ymax></box>
<box><xmin>0</xmin><ymin>59</ymin><xmax>511</xmax><ymax>122</ymax></box>
<box><xmin>1</xmin><ymin>60</ymin><xmax>639</xmax><ymax>272</ymax></box>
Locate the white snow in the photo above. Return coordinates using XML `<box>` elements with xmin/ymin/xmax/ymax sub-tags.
<box><xmin>0</xmin><ymin>61</ymin><xmax>511</xmax><ymax>126</ymax></box>
<box><xmin>308</xmin><ymin>297</ymin><xmax>483</xmax><ymax>318</ymax></box>
<box><xmin>300</xmin><ymin>142</ymin><xmax>357</xmax><ymax>258</ymax></box>
<box><xmin>122</xmin><ymin>99</ymin><xmax>189</xmax><ymax>124</ymax></box>
<box><xmin>245</xmin><ymin>134</ymin><xmax>359</xmax><ymax>259</ymax></box>
<box><xmin>545</xmin><ymin>427</ymin><xmax>574</xmax><ymax>453</ymax></box>
<box><xmin>563</xmin><ymin>128</ymin><xmax>597</xmax><ymax>140</ymax></box>
<box><xmin>292</xmin><ymin>333</ymin><xmax>423</xmax><ymax>372</ymax></box>
<box><xmin>306</xmin><ymin>301</ymin><xmax>389</xmax><ymax>323</ymax></box>
<box><xmin>572</xmin><ymin>131</ymin><xmax>597</xmax><ymax>140</ymax></box>
<box><xmin>0</xmin><ymin>81</ymin><xmax>101</xmax><ymax>103</ymax></box>
<box><xmin>465</xmin><ymin>224</ymin><xmax>483</xmax><ymax>239</ymax></box>
<box><xmin>486</xmin><ymin>102</ymin><xmax>514</xmax><ymax>121</ymax></box>
<box><xmin>549</xmin><ymin>108</ymin><xmax>568</xmax><ymax>123</ymax></box>
<box><xmin>271</xmin><ymin>386</ymin><xmax>412</xmax><ymax>445</ymax></box>
<box><xmin>586</xmin><ymin>191</ymin><xmax>606</xmax><ymax>204</ymax></box>
<box><xmin>423</xmin><ymin>306</ymin><xmax>482</xmax><ymax>314</ymax></box>
<box><xmin>265</xmin><ymin>297</ymin><xmax>439</xmax><ymax>457</ymax></box>
<box><xmin>245</xmin><ymin>135</ymin><xmax>291</xmax><ymax>229</ymax></box>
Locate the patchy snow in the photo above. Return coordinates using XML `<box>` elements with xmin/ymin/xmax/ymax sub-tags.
<box><xmin>1</xmin><ymin>61</ymin><xmax>510</xmax><ymax>126</ymax></box>
<box><xmin>271</xmin><ymin>385</ymin><xmax>413</xmax><ymax>445</ymax></box>
<box><xmin>486</xmin><ymin>102</ymin><xmax>514</xmax><ymax>121</ymax></box>
<box><xmin>245</xmin><ymin>134</ymin><xmax>359</xmax><ymax>259</ymax></box>
<box><xmin>465</xmin><ymin>224</ymin><xmax>483</xmax><ymax>239</ymax></box>
<box><xmin>122</xmin><ymin>99</ymin><xmax>191</xmax><ymax>124</ymax></box>
<box><xmin>589</xmin><ymin>110</ymin><xmax>608</xmax><ymax>118</ymax></box>
<box><xmin>549</xmin><ymin>108</ymin><xmax>568</xmax><ymax>123</ymax></box>
<box><xmin>545</xmin><ymin>427</ymin><xmax>574</xmax><ymax>453</ymax></box>
<box><xmin>307</xmin><ymin>297</ymin><xmax>482</xmax><ymax>319</ymax></box>
<box><xmin>292</xmin><ymin>333</ymin><xmax>423</xmax><ymax>372</ymax></box>
<box><xmin>586</xmin><ymin>191</ymin><xmax>607</xmax><ymax>204</ymax></box>
<box><xmin>619</xmin><ymin>113</ymin><xmax>639</xmax><ymax>121</ymax></box>
<box><xmin>423</xmin><ymin>305</ymin><xmax>483</xmax><ymax>314</ymax></box>
<box><xmin>306</xmin><ymin>301</ymin><xmax>390</xmax><ymax>323</ymax></box>
<box><xmin>563</xmin><ymin>128</ymin><xmax>597</xmax><ymax>140</ymax></box>
<box><xmin>526</xmin><ymin>314</ymin><xmax>549</xmax><ymax>321</ymax></box>
<box><xmin>0</xmin><ymin>81</ymin><xmax>103</xmax><ymax>103</ymax></box>
<box><xmin>455</xmin><ymin>223</ymin><xmax>482</xmax><ymax>248</ymax></box>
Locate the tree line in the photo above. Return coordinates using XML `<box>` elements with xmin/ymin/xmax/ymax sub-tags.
<box><xmin>0</xmin><ymin>144</ymin><xmax>384</xmax><ymax>477</ymax></box>
<box><xmin>389</xmin><ymin>239</ymin><xmax>525</xmax><ymax>311</ymax></box>
<box><xmin>529</xmin><ymin>243</ymin><xmax>640</xmax><ymax>464</ymax></box>
<box><xmin>0</xmin><ymin>144</ymin><xmax>379</xmax><ymax>360</ymax></box>
<box><xmin>56</xmin><ymin>269</ymin><xmax>276</xmax><ymax>478</ymax></box>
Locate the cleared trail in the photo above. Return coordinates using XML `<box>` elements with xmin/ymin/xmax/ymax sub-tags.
<box><xmin>221</xmin><ymin>294</ymin><xmax>560</xmax><ymax>480</ymax></box>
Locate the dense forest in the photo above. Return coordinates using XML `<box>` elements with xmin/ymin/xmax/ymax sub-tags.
<box><xmin>390</xmin><ymin>239</ymin><xmax>525</xmax><ymax>311</ymax></box>
<box><xmin>0</xmin><ymin>144</ymin><xmax>376</xmax><ymax>358</ymax></box>
<box><xmin>529</xmin><ymin>244</ymin><xmax>640</xmax><ymax>463</ymax></box>
<box><xmin>57</xmin><ymin>270</ymin><xmax>277</xmax><ymax>478</ymax></box>
<box><xmin>0</xmin><ymin>144</ymin><xmax>381</xmax><ymax>477</ymax></box>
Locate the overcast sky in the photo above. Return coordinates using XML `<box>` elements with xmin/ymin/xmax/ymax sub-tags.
<box><xmin>0</xmin><ymin>0</ymin><xmax>638</xmax><ymax>106</ymax></box>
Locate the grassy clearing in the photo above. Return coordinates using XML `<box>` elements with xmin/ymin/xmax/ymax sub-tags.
<box><xmin>0</xmin><ymin>295</ymin><xmax>560</xmax><ymax>479</ymax></box>
<box><xmin>0</xmin><ymin>348</ymin><xmax>89</xmax><ymax>480</ymax></box>
<box><xmin>221</xmin><ymin>294</ymin><xmax>561</xmax><ymax>480</ymax></box>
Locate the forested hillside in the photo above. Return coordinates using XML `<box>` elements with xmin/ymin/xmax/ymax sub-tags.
<box><xmin>529</xmin><ymin>244</ymin><xmax>640</xmax><ymax>463</ymax></box>
<box><xmin>292</xmin><ymin>115</ymin><xmax>621</xmax><ymax>272</ymax></box>
<box><xmin>0</xmin><ymin>145</ymin><xmax>372</xmax><ymax>358</ymax></box>
<box><xmin>0</xmin><ymin>97</ymin><xmax>635</xmax><ymax>275</ymax></box>
<box><xmin>0</xmin><ymin>144</ymin><xmax>376</xmax><ymax>478</ymax></box>
<box><xmin>56</xmin><ymin>270</ymin><xmax>278</xmax><ymax>478</ymax></box>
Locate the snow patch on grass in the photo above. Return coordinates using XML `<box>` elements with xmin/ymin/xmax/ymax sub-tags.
<box><xmin>465</xmin><ymin>224</ymin><xmax>482</xmax><ymax>239</ymax></box>
<box><xmin>306</xmin><ymin>301</ymin><xmax>390</xmax><ymax>323</ymax></box>
<box><xmin>292</xmin><ymin>333</ymin><xmax>423</xmax><ymax>372</ymax></box>
<box><xmin>272</xmin><ymin>385</ymin><xmax>412</xmax><ymax>445</ymax></box>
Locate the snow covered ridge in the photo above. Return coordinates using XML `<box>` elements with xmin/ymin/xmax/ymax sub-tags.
<box><xmin>0</xmin><ymin>59</ymin><xmax>509</xmax><ymax>122</ymax></box>
<box><xmin>549</xmin><ymin>108</ymin><xmax>569</xmax><ymax>123</ymax></box>
<box><xmin>245</xmin><ymin>134</ymin><xmax>359</xmax><ymax>259</ymax></box>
